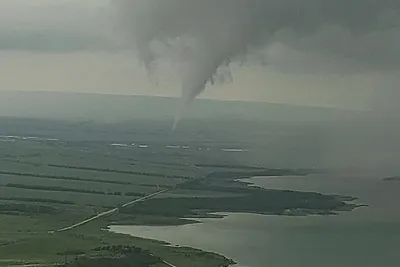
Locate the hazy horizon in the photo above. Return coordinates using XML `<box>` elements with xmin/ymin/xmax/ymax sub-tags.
<box><xmin>0</xmin><ymin>0</ymin><xmax>399</xmax><ymax>112</ymax></box>
<box><xmin>0</xmin><ymin>90</ymin><xmax>364</xmax><ymax>124</ymax></box>
<box><xmin>0</xmin><ymin>0</ymin><xmax>399</xmax><ymax>172</ymax></box>
<box><xmin>0</xmin><ymin>89</ymin><xmax>366</xmax><ymax>110</ymax></box>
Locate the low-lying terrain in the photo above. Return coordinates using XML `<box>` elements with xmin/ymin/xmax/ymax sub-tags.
<box><xmin>0</xmin><ymin>118</ymin><xmax>358</xmax><ymax>267</ymax></box>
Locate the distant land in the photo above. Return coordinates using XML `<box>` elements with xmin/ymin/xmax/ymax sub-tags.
<box><xmin>0</xmin><ymin>91</ymin><xmax>362</xmax><ymax>122</ymax></box>
<box><xmin>383</xmin><ymin>176</ymin><xmax>400</xmax><ymax>182</ymax></box>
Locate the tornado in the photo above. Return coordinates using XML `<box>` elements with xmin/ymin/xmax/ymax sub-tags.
<box><xmin>115</xmin><ymin>0</ymin><xmax>400</xmax><ymax>129</ymax></box>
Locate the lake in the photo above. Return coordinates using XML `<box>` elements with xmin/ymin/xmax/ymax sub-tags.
<box><xmin>109</xmin><ymin>174</ymin><xmax>400</xmax><ymax>267</ymax></box>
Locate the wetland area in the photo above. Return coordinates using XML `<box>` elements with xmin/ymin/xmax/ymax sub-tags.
<box><xmin>0</xmin><ymin>115</ymin><xmax>398</xmax><ymax>267</ymax></box>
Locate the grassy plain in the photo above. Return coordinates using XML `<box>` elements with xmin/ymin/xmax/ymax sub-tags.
<box><xmin>0</xmin><ymin>118</ymin><xmax>357</xmax><ymax>267</ymax></box>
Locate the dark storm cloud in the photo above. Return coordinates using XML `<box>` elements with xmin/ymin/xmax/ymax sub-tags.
<box><xmin>1</xmin><ymin>1</ymin><xmax>399</xmax><ymax>108</ymax></box>
<box><xmin>117</xmin><ymin>0</ymin><xmax>400</xmax><ymax>105</ymax></box>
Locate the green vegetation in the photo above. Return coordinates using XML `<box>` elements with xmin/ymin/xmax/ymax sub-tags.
<box><xmin>0</xmin><ymin>170</ymin><xmax>132</xmax><ymax>185</ymax></box>
<box><xmin>0</xmin><ymin>117</ymin><xmax>359</xmax><ymax>267</ymax></box>
<box><xmin>0</xmin><ymin>197</ymin><xmax>74</xmax><ymax>205</ymax></box>
<box><xmin>120</xmin><ymin>176</ymin><xmax>355</xmax><ymax>221</ymax></box>
<box><xmin>125</xmin><ymin>192</ymin><xmax>146</xmax><ymax>197</ymax></box>
<box><xmin>3</xmin><ymin>184</ymin><xmax>129</xmax><ymax>198</ymax></box>
<box><xmin>0</xmin><ymin>203</ymin><xmax>57</xmax><ymax>215</ymax></box>
<box><xmin>48</xmin><ymin>164</ymin><xmax>193</xmax><ymax>180</ymax></box>
<box><xmin>0</xmin><ymin>130</ymin><xmax>239</xmax><ymax>267</ymax></box>
<box><xmin>0</xmin><ymin>214</ymin><xmax>233</xmax><ymax>267</ymax></box>
<box><xmin>63</xmin><ymin>245</ymin><xmax>161</xmax><ymax>267</ymax></box>
<box><xmin>195</xmin><ymin>163</ymin><xmax>266</xmax><ymax>170</ymax></box>
<box><xmin>4</xmin><ymin>183</ymin><xmax>109</xmax><ymax>195</ymax></box>
<box><xmin>205</xmin><ymin>168</ymin><xmax>309</xmax><ymax>179</ymax></box>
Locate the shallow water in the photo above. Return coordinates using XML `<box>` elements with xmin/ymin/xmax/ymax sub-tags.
<box><xmin>110</xmin><ymin>174</ymin><xmax>400</xmax><ymax>267</ymax></box>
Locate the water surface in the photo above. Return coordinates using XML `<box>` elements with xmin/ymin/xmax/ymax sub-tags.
<box><xmin>110</xmin><ymin>174</ymin><xmax>400</xmax><ymax>267</ymax></box>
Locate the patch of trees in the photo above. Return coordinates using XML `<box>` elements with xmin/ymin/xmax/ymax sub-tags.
<box><xmin>139</xmin><ymin>183</ymin><xmax>175</xmax><ymax>189</ymax></box>
<box><xmin>48</xmin><ymin>164</ymin><xmax>193</xmax><ymax>180</ymax></box>
<box><xmin>94</xmin><ymin>245</ymin><xmax>144</xmax><ymax>255</ymax></box>
<box><xmin>196</xmin><ymin>163</ymin><xmax>265</xmax><ymax>170</ymax></box>
<box><xmin>5</xmin><ymin>183</ymin><xmax>106</xmax><ymax>195</ymax></box>
<box><xmin>0</xmin><ymin>171</ymin><xmax>132</xmax><ymax>185</ymax></box>
<box><xmin>206</xmin><ymin>168</ymin><xmax>308</xmax><ymax>179</ymax></box>
<box><xmin>58</xmin><ymin>249</ymin><xmax>85</xmax><ymax>256</ymax></box>
<box><xmin>177</xmin><ymin>178</ymin><xmax>253</xmax><ymax>194</ymax></box>
<box><xmin>120</xmin><ymin>189</ymin><xmax>351</xmax><ymax>219</ymax></box>
<box><xmin>0</xmin><ymin>203</ymin><xmax>57</xmax><ymax>215</ymax></box>
<box><xmin>4</xmin><ymin>183</ymin><xmax>141</xmax><ymax>197</ymax></box>
<box><xmin>0</xmin><ymin>197</ymin><xmax>74</xmax><ymax>205</ymax></box>
<box><xmin>124</xmin><ymin>192</ymin><xmax>146</xmax><ymax>197</ymax></box>
<box><xmin>63</xmin><ymin>245</ymin><xmax>161</xmax><ymax>267</ymax></box>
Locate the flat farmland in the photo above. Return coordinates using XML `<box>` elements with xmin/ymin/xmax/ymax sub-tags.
<box><xmin>0</xmin><ymin>139</ymin><xmax>203</xmax><ymax>211</ymax></box>
<box><xmin>0</xmin><ymin>175</ymin><xmax>159</xmax><ymax>196</ymax></box>
<box><xmin>0</xmin><ymin>183</ymin><xmax>133</xmax><ymax>207</ymax></box>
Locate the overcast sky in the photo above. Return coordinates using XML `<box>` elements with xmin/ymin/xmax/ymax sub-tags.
<box><xmin>0</xmin><ymin>0</ymin><xmax>399</xmax><ymax>110</ymax></box>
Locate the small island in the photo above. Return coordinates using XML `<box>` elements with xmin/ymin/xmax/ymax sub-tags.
<box><xmin>383</xmin><ymin>176</ymin><xmax>400</xmax><ymax>182</ymax></box>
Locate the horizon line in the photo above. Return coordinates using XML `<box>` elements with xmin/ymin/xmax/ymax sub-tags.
<box><xmin>0</xmin><ymin>89</ymin><xmax>362</xmax><ymax>112</ymax></box>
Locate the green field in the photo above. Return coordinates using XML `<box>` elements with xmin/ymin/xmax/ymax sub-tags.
<box><xmin>0</xmin><ymin>118</ymin><xmax>358</xmax><ymax>267</ymax></box>
<box><xmin>0</xmin><ymin>121</ymin><xmax>246</xmax><ymax>267</ymax></box>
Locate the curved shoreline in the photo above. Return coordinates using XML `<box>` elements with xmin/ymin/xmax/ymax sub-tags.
<box><xmin>108</xmin><ymin>174</ymin><xmax>361</xmax><ymax>267</ymax></box>
<box><xmin>108</xmin><ymin>224</ymin><xmax>238</xmax><ymax>267</ymax></box>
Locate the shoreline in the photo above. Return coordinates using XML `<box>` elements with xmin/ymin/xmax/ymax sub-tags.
<box><xmin>116</xmin><ymin>171</ymin><xmax>360</xmax><ymax>226</ymax></box>
<box><xmin>0</xmin><ymin>165</ymin><xmax>360</xmax><ymax>267</ymax></box>
<box><xmin>107</xmin><ymin>224</ymin><xmax>238</xmax><ymax>267</ymax></box>
<box><xmin>106</xmin><ymin>174</ymin><xmax>362</xmax><ymax>267</ymax></box>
